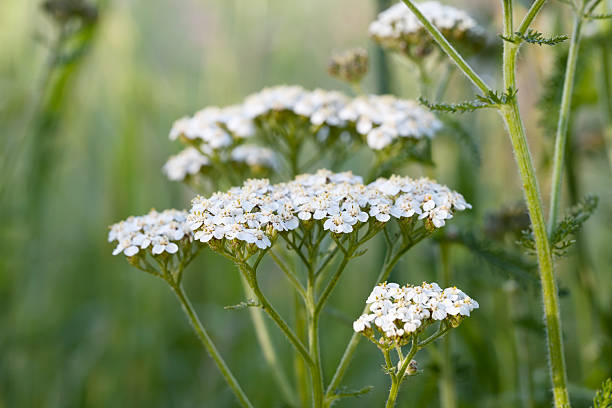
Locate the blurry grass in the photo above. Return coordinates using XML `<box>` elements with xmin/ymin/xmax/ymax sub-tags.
<box><xmin>0</xmin><ymin>0</ymin><xmax>611</xmax><ymax>407</ymax></box>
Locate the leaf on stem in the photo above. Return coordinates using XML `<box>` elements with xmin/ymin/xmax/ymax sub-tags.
<box><xmin>501</xmin><ymin>29</ymin><xmax>568</xmax><ymax>46</ymax></box>
<box><xmin>549</xmin><ymin>195</ymin><xmax>599</xmax><ymax>256</ymax></box>
<box><xmin>593</xmin><ymin>378</ymin><xmax>612</xmax><ymax>408</ymax></box>
<box><xmin>586</xmin><ymin>13</ymin><xmax>612</xmax><ymax>20</ymax></box>
<box><xmin>419</xmin><ymin>88</ymin><xmax>517</xmax><ymax>114</ymax></box>
<box><xmin>518</xmin><ymin>195</ymin><xmax>599</xmax><ymax>257</ymax></box>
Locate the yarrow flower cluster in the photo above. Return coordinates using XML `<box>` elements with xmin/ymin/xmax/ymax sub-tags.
<box><xmin>187</xmin><ymin>169</ymin><xmax>470</xmax><ymax>251</ymax></box>
<box><xmin>169</xmin><ymin>86</ymin><xmax>440</xmax><ymax>153</ymax></box>
<box><xmin>341</xmin><ymin>95</ymin><xmax>441</xmax><ymax>150</ymax></box>
<box><xmin>163</xmin><ymin>144</ymin><xmax>278</xmax><ymax>182</ymax></box>
<box><xmin>369</xmin><ymin>1</ymin><xmax>487</xmax><ymax>57</ymax></box>
<box><xmin>353</xmin><ymin>281</ymin><xmax>479</xmax><ymax>344</ymax></box>
<box><xmin>109</xmin><ymin>209</ymin><xmax>191</xmax><ymax>257</ymax></box>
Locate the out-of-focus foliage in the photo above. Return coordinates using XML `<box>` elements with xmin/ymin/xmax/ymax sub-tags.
<box><xmin>1</xmin><ymin>0</ymin><xmax>611</xmax><ymax>407</ymax></box>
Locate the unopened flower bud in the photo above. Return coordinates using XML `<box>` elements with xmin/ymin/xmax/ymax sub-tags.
<box><xmin>328</xmin><ymin>48</ymin><xmax>369</xmax><ymax>84</ymax></box>
<box><xmin>406</xmin><ymin>359</ymin><xmax>418</xmax><ymax>375</ymax></box>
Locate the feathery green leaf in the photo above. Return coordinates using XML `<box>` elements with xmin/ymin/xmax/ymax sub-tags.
<box><xmin>593</xmin><ymin>378</ymin><xmax>612</xmax><ymax>408</ymax></box>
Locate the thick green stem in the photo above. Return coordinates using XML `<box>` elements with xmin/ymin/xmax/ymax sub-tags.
<box><xmin>548</xmin><ymin>8</ymin><xmax>585</xmax><ymax>234</ymax></box>
<box><xmin>399</xmin><ymin>0</ymin><xmax>492</xmax><ymax>94</ymax></box>
<box><xmin>506</xmin><ymin>285</ymin><xmax>535</xmax><ymax>408</ymax></box>
<box><xmin>501</xmin><ymin>2</ymin><xmax>570</xmax><ymax>404</ymax></box>
<box><xmin>385</xmin><ymin>337</ymin><xmax>419</xmax><ymax>408</ymax></box>
<box><xmin>500</xmin><ymin>103</ymin><xmax>570</xmax><ymax>407</ymax></box>
<box><xmin>308</xmin><ymin>281</ymin><xmax>324</xmax><ymax>408</ymax></box>
<box><xmin>170</xmin><ymin>284</ymin><xmax>253</xmax><ymax>408</ymax></box>
<box><xmin>385</xmin><ymin>377</ymin><xmax>400</xmax><ymax>408</ymax></box>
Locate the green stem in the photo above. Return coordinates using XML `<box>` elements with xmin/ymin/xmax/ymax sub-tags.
<box><xmin>548</xmin><ymin>6</ymin><xmax>585</xmax><ymax>235</ymax></box>
<box><xmin>438</xmin><ymin>244</ymin><xmax>456</xmax><ymax>408</ymax></box>
<box><xmin>170</xmin><ymin>284</ymin><xmax>253</xmax><ymax>408</ymax></box>
<box><xmin>308</xmin><ymin>270</ymin><xmax>324</xmax><ymax>408</ymax></box>
<box><xmin>600</xmin><ymin>43</ymin><xmax>612</xmax><ymax>172</ymax></box>
<box><xmin>238</xmin><ymin>263</ymin><xmax>314</xmax><ymax>367</ymax></box>
<box><xmin>294</xmin><ymin>292</ymin><xmax>310</xmax><ymax>407</ymax></box>
<box><xmin>499</xmin><ymin>102</ymin><xmax>570</xmax><ymax>407</ymax></box>
<box><xmin>500</xmin><ymin>3</ymin><xmax>570</xmax><ymax>403</ymax></box>
<box><xmin>384</xmin><ymin>349</ymin><xmax>399</xmax><ymax>408</ymax></box>
<box><xmin>315</xmin><ymin>250</ymin><xmax>354</xmax><ymax>316</ymax></box>
<box><xmin>385</xmin><ymin>337</ymin><xmax>419</xmax><ymax>408</ymax></box>
<box><xmin>516</xmin><ymin>0</ymin><xmax>548</xmax><ymax>36</ymax></box>
<box><xmin>239</xmin><ymin>275</ymin><xmax>297</xmax><ymax>407</ymax></box>
<box><xmin>506</xmin><ymin>285</ymin><xmax>535</xmax><ymax>408</ymax></box>
<box><xmin>324</xmin><ymin>240</ymin><xmax>415</xmax><ymax>402</ymax></box>
<box><xmin>399</xmin><ymin>0</ymin><xmax>493</xmax><ymax>94</ymax></box>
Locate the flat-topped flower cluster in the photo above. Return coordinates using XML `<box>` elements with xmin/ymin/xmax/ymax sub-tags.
<box><xmin>187</xmin><ymin>169</ymin><xmax>470</xmax><ymax>250</ymax></box>
<box><xmin>354</xmin><ymin>281</ymin><xmax>479</xmax><ymax>343</ymax></box>
<box><xmin>109</xmin><ymin>209</ymin><xmax>191</xmax><ymax>257</ymax></box>
<box><xmin>370</xmin><ymin>1</ymin><xmax>486</xmax><ymax>57</ymax></box>
<box><xmin>163</xmin><ymin>144</ymin><xmax>278</xmax><ymax>182</ymax></box>
<box><xmin>169</xmin><ymin>86</ymin><xmax>440</xmax><ymax>153</ymax></box>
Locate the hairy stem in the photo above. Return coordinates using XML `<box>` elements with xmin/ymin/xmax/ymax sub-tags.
<box><xmin>170</xmin><ymin>283</ymin><xmax>253</xmax><ymax>408</ymax></box>
<box><xmin>501</xmin><ymin>1</ymin><xmax>570</xmax><ymax>403</ymax></box>
<box><xmin>548</xmin><ymin>5</ymin><xmax>585</xmax><ymax>234</ymax></box>
<box><xmin>500</xmin><ymin>102</ymin><xmax>570</xmax><ymax>407</ymax></box>
<box><xmin>516</xmin><ymin>0</ymin><xmax>548</xmax><ymax>35</ymax></box>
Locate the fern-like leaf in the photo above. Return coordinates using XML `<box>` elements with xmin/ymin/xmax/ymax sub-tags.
<box><xmin>518</xmin><ymin>195</ymin><xmax>598</xmax><ymax>257</ymax></box>
<box><xmin>419</xmin><ymin>88</ymin><xmax>517</xmax><ymax>114</ymax></box>
<box><xmin>517</xmin><ymin>29</ymin><xmax>569</xmax><ymax>46</ymax></box>
<box><xmin>593</xmin><ymin>378</ymin><xmax>612</xmax><ymax>408</ymax></box>
<box><xmin>419</xmin><ymin>97</ymin><xmax>493</xmax><ymax>113</ymax></box>
<box><xmin>587</xmin><ymin>13</ymin><xmax>612</xmax><ymax>20</ymax></box>
<box><xmin>550</xmin><ymin>195</ymin><xmax>598</xmax><ymax>256</ymax></box>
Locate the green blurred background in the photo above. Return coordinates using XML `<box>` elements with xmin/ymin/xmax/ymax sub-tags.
<box><xmin>1</xmin><ymin>0</ymin><xmax>611</xmax><ymax>407</ymax></box>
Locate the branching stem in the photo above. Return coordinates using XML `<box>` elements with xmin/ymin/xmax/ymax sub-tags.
<box><xmin>398</xmin><ymin>0</ymin><xmax>571</xmax><ymax>405</ymax></box>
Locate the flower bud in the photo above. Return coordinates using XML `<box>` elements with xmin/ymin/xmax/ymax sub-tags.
<box><xmin>328</xmin><ymin>48</ymin><xmax>369</xmax><ymax>84</ymax></box>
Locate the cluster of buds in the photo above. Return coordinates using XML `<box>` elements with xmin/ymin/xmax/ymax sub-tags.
<box><xmin>327</xmin><ymin>48</ymin><xmax>369</xmax><ymax>84</ymax></box>
<box><xmin>369</xmin><ymin>1</ymin><xmax>486</xmax><ymax>58</ymax></box>
<box><xmin>354</xmin><ymin>281</ymin><xmax>478</xmax><ymax>348</ymax></box>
